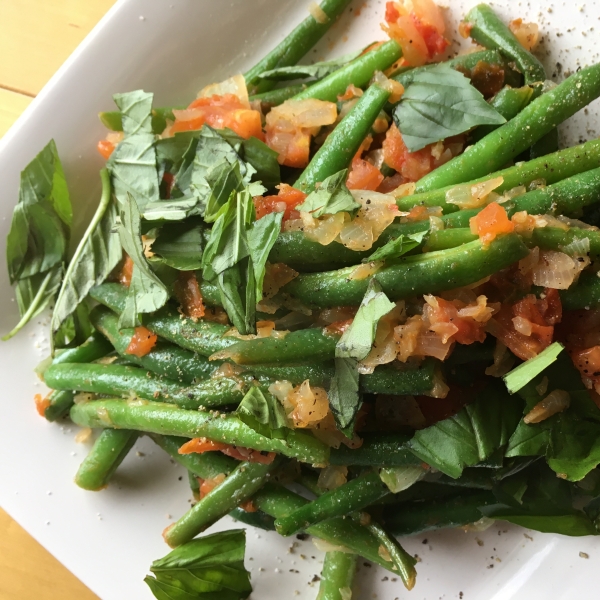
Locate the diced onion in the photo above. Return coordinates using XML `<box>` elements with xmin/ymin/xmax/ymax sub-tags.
<box><xmin>531</xmin><ymin>250</ymin><xmax>585</xmax><ymax>289</ymax></box>
<box><xmin>524</xmin><ymin>389</ymin><xmax>570</xmax><ymax>423</ymax></box>
<box><xmin>302</xmin><ymin>211</ymin><xmax>348</xmax><ymax>246</ymax></box>
<box><xmin>349</xmin><ymin>261</ymin><xmax>383</xmax><ymax>281</ymax></box>
<box><xmin>266</xmin><ymin>99</ymin><xmax>337</xmax><ymax>130</ymax></box>
<box><xmin>509</xmin><ymin>18</ymin><xmax>540</xmax><ymax>51</ymax></box>
<box><xmin>317</xmin><ymin>465</ymin><xmax>348</xmax><ymax>491</ymax></box>
<box><xmin>197</xmin><ymin>73</ymin><xmax>250</xmax><ymax>107</ymax></box>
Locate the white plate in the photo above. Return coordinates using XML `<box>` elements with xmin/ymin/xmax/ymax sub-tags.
<box><xmin>1</xmin><ymin>1</ymin><xmax>599</xmax><ymax>598</ymax></box>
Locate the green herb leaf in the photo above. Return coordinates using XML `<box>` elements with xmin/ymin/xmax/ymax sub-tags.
<box><xmin>143</xmin><ymin>196</ymin><xmax>199</xmax><ymax>221</ymax></box>
<box><xmin>394</xmin><ymin>64</ymin><xmax>507</xmax><ymax>152</ymax></box>
<box><xmin>409</xmin><ymin>382</ymin><xmax>523</xmax><ymax>478</ymax></box>
<box><xmin>328</xmin><ymin>356</ymin><xmax>361</xmax><ymax>432</ymax></box>
<box><xmin>50</xmin><ymin>169</ymin><xmax>121</xmax><ymax>344</ymax></box>
<box><xmin>118</xmin><ymin>194</ymin><xmax>169</xmax><ymax>328</ymax></box>
<box><xmin>237</xmin><ymin>386</ymin><xmax>288</xmax><ymax>438</ymax></box>
<box><xmin>145</xmin><ymin>529</ymin><xmax>252</xmax><ymax>600</ymax></box>
<box><xmin>257</xmin><ymin>47</ymin><xmax>365</xmax><ymax>82</ymax></box>
<box><xmin>366</xmin><ymin>230</ymin><xmax>428</xmax><ymax>264</ymax></box>
<box><xmin>295</xmin><ymin>169</ymin><xmax>359</xmax><ymax>218</ymax></box>
<box><xmin>150</xmin><ymin>219</ymin><xmax>205</xmax><ymax>271</ymax></box>
<box><xmin>4</xmin><ymin>139</ymin><xmax>72</xmax><ymax>340</ymax></box>
<box><xmin>248</xmin><ymin>211</ymin><xmax>283</xmax><ymax>303</ymax></box>
<box><xmin>336</xmin><ymin>279</ymin><xmax>395</xmax><ymax>360</ymax></box>
<box><xmin>108</xmin><ymin>90</ymin><xmax>160</xmax><ymax>211</ymax></box>
<box><xmin>503</xmin><ymin>342</ymin><xmax>564</xmax><ymax>394</ymax></box>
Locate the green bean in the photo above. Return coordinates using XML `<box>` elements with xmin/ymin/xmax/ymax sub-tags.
<box><xmin>470</xmin><ymin>86</ymin><xmax>533</xmax><ymax>143</ymax></box>
<box><xmin>530</xmin><ymin>227</ymin><xmax>600</xmax><ymax>259</ymax></box>
<box><xmin>283</xmin><ymin>234</ymin><xmax>529</xmax><ymax>307</ymax></box>
<box><xmin>99</xmin><ymin>107</ymin><xmax>180</xmax><ymax>134</ymax></box>
<box><xmin>292</xmin><ymin>40</ymin><xmax>401</xmax><ymax>102</ymax></box>
<box><xmin>44</xmin><ymin>363</ymin><xmax>252</xmax><ymax>410</ymax></box>
<box><xmin>252</xmin><ymin>483</ymin><xmax>412</xmax><ymax>576</ymax></box>
<box><xmin>529</xmin><ymin>128</ymin><xmax>559</xmax><ymax>159</ymax></box>
<box><xmin>360</xmin><ymin>359</ymin><xmax>438</xmax><ymax>396</ymax></box>
<box><xmin>398</xmin><ymin>139</ymin><xmax>600</xmax><ymax>212</ymax></box>
<box><xmin>295</xmin><ymin>84</ymin><xmax>391</xmax><ymax>193</ymax></box>
<box><xmin>250</xmin><ymin>84</ymin><xmax>309</xmax><ymax>108</ymax></box>
<box><xmin>560</xmin><ymin>272</ymin><xmax>600</xmax><ymax>311</ymax></box>
<box><xmin>275</xmin><ymin>470</ymin><xmax>390</xmax><ymax>536</ymax></box>
<box><xmin>229</xmin><ymin>507</ymin><xmax>276</xmax><ymax>531</ymax></box>
<box><xmin>164</xmin><ymin>458</ymin><xmax>279</xmax><ymax>547</ymax></box>
<box><xmin>244</xmin><ymin>0</ymin><xmax>353</xmax><ymax>95</ymax></box>
<box><xmin>91</xmin><ymin>307</ymin><xmax>220</xmax><ymax>383</ymax></box>
<box><xmin>250</xmin><ymin>362</ymin><xmax>335</xmax><ymax>388</ymax></box>
<box><xmin>74</xmin><ymin>429</ymin><xmax>138</xmax><ymax>491</ymax></box>
<box><xmin>382</xmin><ymin>490</ymin><xmax>496</xmax><ymax>536</ymax></box>
<box><xmin>42</xmin><ymin>333</ymin><xmax>114</xmax><ymax>422</ymax></box>
<box><xmin>464</xmin><ymin>4</ymin><xmax>546</xmax><ymax>85</ymax></box>
<box><xmin>317</xmin><ymin>551</ymin><xmax>357</xmax><ymax>600</ymax></box>
<box><xmin>446</xmin><ymin>339</ymin><xmax>495</xmax><ymax>366</ymax></box>
<box><xmin>211</xmin><ymin>327</ymin><xmax>338</xmax><ymax>364</ymax></box>
<box><xmin>329</xmin><ymin>433</ymin><xmax>419</xmax><ymax>467</ymax></box>
<box><xmin>150</xmin><ymin>434</ymin><xmax>236</xmax><ymax>478</ymax></box>
<box><xmin>415</xmin><ymin>64</ymin><xmax>600</xmax><ymax>193</ymax></box>
<box><xmin>90</xmin><ymin>283</ymin><xmax>235</xmax><ymax>357</ymax></box>
<box><xmin>70</xmin><ymin>399</ymin><xmax>329</xmax><ymax>465</ymax></box>
<box><xmin>188</xmin><ymin>469</ymin><xmax>200</xmax><ymax>500</ymax></box>
<box><xmin>424</xmin><ymin>228</ymin><xmax>478</xmax><ymax>252</ymax></box>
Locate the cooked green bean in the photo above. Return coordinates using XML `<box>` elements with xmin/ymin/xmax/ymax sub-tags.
<box><xmin>424</xmin><ymin>229</ymin><xmax>478</xmax><ymax>252</ymax></box>
<box><xmin>164</xmin><ymin>458</ymin><xmax>279</xmax><ymax>547</ymax></box>
<box><xmin>560</xmin><ymin>272</ymin><xmax>600</xmax><ymax>311</ymax></box>
<box><xmin>360</xmin><ymin>359</ymin><xmax>438</xmax><ymax>396</ymax></box>
<box><xmin>70</xmin><ymin>399</ymin><xmax>329</xmax><ymax>465</ymax></box>
<box><xmin>250</xmin><ymin>84</ymin><xmax>309</xmax><ymax>108</ymax></box>
<box><xmin>329</xmin><ymin>433</ymin><xmax>419</xmax><ymax>467</ymax></box>
<box><xmin>188</xmin><ymin>469</ymin><xmax>200</xmax><ymax>500</ymax></box>
<box><xmin>44</xmin><ymin>362</ymin><xmax>252</xmax><ymax>410</ymax></box>
<box><xmin>317</xmin><ymin>551</ymin><xmax>357</xmax><ymax>600</ymax></box>
<box><xmin>295</xmin><ymin>84</ymin><xmax>391</xmax><ymax>192</ymax></box>
<box><xmin>283</xmin><ymin>234</ymin><xmax>529</xmax><ymax>307</ymax></box>
<box><xmin>244</xmin><ymin>0</ymin><xmax>353</xmax><ymax>95</ymax></box>
<box><xmin>275</xmin><ymin>470</ymin><xmax>390</xmax><ymax>536</ymax></box>
<box><xmin>529</xmin><ymin>127</ymin><xmax>559</xmax><ymax>159</ymax></box>
<box><xmin>464</xmin><ymin>4</ymin><xmax>546</xmax><ymax>85</ymax></box>
<box><xmin>292</xmin><ymin>40</ymin><xmax>401</xmax><ymax>102</ymax></box>
<box><xmin>398</xmin><ymin>139</ymin><xmax>600</xmax><ymax>212</ymax></box>
<box><xmin>229</xmin><ymin>507</ymin><xmax>277</xmax><ymax>531</ymax></box>
<box><xmin>415</xmin><ymin>64</ymin><xmax>600</xmax><ymax>192</ymax></box>
<box><xmin>74</xmin><ymin>429</ymin><xmax>138</xmax><ymax>491</ymax></box>
<box><xmin>530</xmin><ymin>227</ymin><xmax>600</xmax><ymax>259</ymax></box>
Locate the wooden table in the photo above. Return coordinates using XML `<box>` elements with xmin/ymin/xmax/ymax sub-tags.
<box><xmin>0</xmin><ymin>3</ymin><xmax>116</xmax><ymax>597</ymax></box>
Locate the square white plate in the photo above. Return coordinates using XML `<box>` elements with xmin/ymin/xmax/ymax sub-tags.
<box><xmin>1</xmin><ymin>1</ymin><xmax>599</xmax><ymax>598</ymax></box>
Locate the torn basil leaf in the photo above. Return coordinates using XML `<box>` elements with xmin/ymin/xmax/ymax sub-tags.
<box><xmin>394</xmin><ymin>64</ymin><xmax>507</xmax><ymax>152</ymax></box>
<box><xmin>50</xmin><ymin>169</ymin><xmax>121</xmax><ymax>346</ymax></box>
<box><xmin>4</xmin><ymin>139</ymin><xmax>71</xmax><ymax>340</ymax></box>
<box><xmin>295</xmin><ymin>169</ymin><xmax>359</xmax><ymax>218</ymax></box>
<box><xmin>248</xmin><ymin>211</ymin><xmax>284</xmax><ymax>303</ymax></box>
<box><xmin>150</xmin><ymin>219</ymin><xmax>206</xmax><ymax>271</ymax></box>
<box><xmin>237</xmin><ymin>386</ymin><xmax>288</xmax><ymax>438</ymax></box>
<box><xmin>365</xmin><ymin>230</ymin><xmax>427</xmax><ymax>263</ymax></box>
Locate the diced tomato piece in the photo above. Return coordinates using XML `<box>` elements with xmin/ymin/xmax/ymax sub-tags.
<box><xmin>427</xmin><ymin>296</ymin><xmax>487</xmax><ymax>345</ymax></box>
<box><xmin>115</xmin><ymin>255</ymin><xmax>134</xmax><ymax>287</ymax></box>
<box><xmin>411</xmin><ymin>15</ymin><xmax>449</xmax><ymax>56</ymax></box>
<box><xmin>174</xmin><ymin>271</ymin><xmax>205</xmax><ymax>320</ymax></box>
<box><xmin>239</xmin><ymin>500</ymin><xmax>258</xmax><ymax>513</ymax></box>
<box><xmin>170</xmin><ymin>94</ymin><xmax>263</xmax><ymax>140</ymax></box>
<box><xmin>323</xmin><ymin>319</ymin><xmax>354</xmax><ymax>337</ymax></box>
<box><xmin>382</xmin><ymin>124</ymin><xmax>436</xmax><ymax>181</ymax></box>
<box><xmin>179</xmin><ymin>437</ymin><xmax>276</xmax><ymax>464</ymax></box>
<box><xmin>347</xmin><ymin>157</ymin><xmax>384</xmax><ymax>191</ymax></box>
<box><xmin>254</xmin><ymin>183</ymin><xmax>307</xmax><ymax>222</ymax></box>
<box><xmin>179</xmin><ymin>438</ymin><xmax>229</xmax><ymax>454</ymax></box>
<box><xmin>385</xmin><ymin>1</ymin><xmax>400</xmax><ymax>22</ymax></box>
<box><xmin>469</xmin><ymin>202</ymin><xmax>515</xmax><ymax>245</ymax></box>
<box><xmin>97</xmin><ymin>139</ymin><xmax>115</xmax><ymax>159</ymax></box>
<box><xmin>265</xmin><ymin>129</ymin><xmax>311</xmax><ymax>168</ymax></box>
<box><xmin>538</xmin><ymin>288</ymin><xmax>562</xmax><ymax>325</ymax></box>
<box><xmin>125</xmin><ymin>326</ymin><xmax>158</xmax><ymax>357</ymax></box>
<box><xmin>199</xmin><ymin>473</ymin><xmax>226</xmax><ymax>498</ymax></box>
<box><xmin>34</xmin><ymin>393</ymin><xmax>51</xmax><ymax>417</ymax></box>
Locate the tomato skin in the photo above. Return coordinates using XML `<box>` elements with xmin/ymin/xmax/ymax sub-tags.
<box><xmin>97</xmin><ymin>139</ymin><xmax>115</xmax><ymax>159</ymax></box>
<box><xmin>412</xmin><ymin>14</ymin><xmax>449</xmax><ymax>56</ymax></box>
<box><xmin>125</xmin><ymin>326</ymin><xmax>158</xmax><ymax>357</ymax></box>
<box><xmin>382</xmin><ymin>124</ymin><xmax>437</xmax><ymax>181</ymax></box>
<box><xmin>116</xmin><ymin>255</ymin><xmax>134</xmax><ymax>287</ymax></box>
<box><xmin>174</xmin><ymin>271</ymin><xmax>205</xmax><ymax>320</ymax></box>
<box><xmin>470</xmin><ymin>202</ymin><xmax>515</xmax><ymax>244</ymax></box>
<box><xmin>178</xmin><ymin>437</ymin><xmax>276</xmax><ymax>464</ymax></box>
<box><xmin>254</xmin><ymin>184</ymin><xmax>307</xmax><ymax>222</ymax></box>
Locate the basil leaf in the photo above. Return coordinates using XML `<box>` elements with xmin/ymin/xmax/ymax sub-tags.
<box><xmin>295</xmin><ymin>169</ymin><xmax>359</xmax><ymax>218</ymax></box>
<box><xmin>143</xmin><ymin>196</ymin><xmax>199</xmax><ymax>221</ymax></box>
<box><xmin>237</xmin><ymin>386</ymin><xmax>288</xmax><ymax>438</ymax></box>
<box><xmin>257</xmin><ymin>47</ymin><xmax>365</xmax><ymax>82</ymax></box>
<box><xmin>145</xmin><ymin>529</ymin><xmax>252</xmax><ymax>600</ymax></box>
<box><xmin>336</xmin><ymin>279</ymin><xmax>395</xmax><ymax>360</ymax></box>
<box><xmin>394</xmin><ymin>64</ymin><xmax>507</xmax><ymax>152</ymax></box>
<box><xmin>409</xmin><ymin>382</ymin><xmax>523</xmax><ymax>478</ymax></box>
<box><xmin>248</xmin><ymin>211</ymin><xmax>283</xmax><ymax>303</ymax></box>
<box><xmin>503</xmin><ymin>342</ymin><xmax>564</xmax><ymax>394</ymax></box>
<box><xmin>150</xmin><ymin>220</ymin><xmax>205</xmax><ymax>270</ymax></box>
<box><xmin>328</xmin><ymin>356</ymin><xmax>361</xmax><ymax>432</ymax></box>
<box><xmin>108</xmin><ymin>90</ymin><xmax>159</xmax><ymax>211</ymax></box>
<box><xmin>4</xmin><ymin>139</ymin><xmax>72</xmax><ymax>340</ymax></box>
<box><xmin>50</xmin><ymin>169</ymin><xmax>121</xmax><ymax>343</ymax></box>
<box><xmin>365</xmin><ymin>230</ymin><xmax>427</xmax><ymax>263</ymax></box>
<box><xmin>118</xmin><ymin>194</ymin><xmax>169</xmax><ymax>328</ymax></box>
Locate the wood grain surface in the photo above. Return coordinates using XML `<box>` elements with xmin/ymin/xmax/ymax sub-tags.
<box><xmin>0</xmin><ymin>3</ymin><xmax>116</xmax><ymax>597</ymax></box>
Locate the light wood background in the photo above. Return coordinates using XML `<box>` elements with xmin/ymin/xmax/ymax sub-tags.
<box><xmin>0</xmin><ymin>3</ymin><xmax>116</xmax><ymax>597</ymax></box>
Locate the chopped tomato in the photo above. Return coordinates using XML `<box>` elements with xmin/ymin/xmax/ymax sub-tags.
<box><xmin>34</xmin><ymin>393</ymin><xmax>51</xmax><ymax>417</ymax></box>
<box><xmin>469</xmin><ymin>202</ymin><xmax>515</xmax><ymax>245</ymax></box>
<box><xmin>385</xmin><ymin>1</ymin><xmax>400</xmax><ymax>22</ymax></box>
<box><xmin>161</xmin><ymin>172</ymin><xmax>175</xmax><ymax>199</ymax></box>
<box><xmin>170</xmin><ymin>94</ymin><xmax>263</xmax><ymax>140</ymax></box>
<box><xmin>425</xmin><ymin>296</ymin><xmax>489</xmax><ymax>345</ymax></box>
<box><xmin>411</xmin><ymin>14</ymin><xmax>449</xmax><ymax>56</ymax></box>
<box><xmin>125</xmin><ymin>326</ymin><xmax>158</xmax><ymax>357</ymax></box>
<box><xmin>116</xmin><ymin>255</ymin><xmax>134</xmax><ymax>287</ymax></box>
<box><xmin>179</xmin><ymin>437</ymin><xmax>276</xmax><ymax>464</ymax></box>
<box><xmin>97</xmin><ymin>139</ymin><xmax>115</xmax><ymax>159</ymax></box>
<box><xmin>382</xmin><ymin>124</ymin><xmax>436</xmax><ymax>181</ymax></box>
<box><xmin>323</xmin><ymin>319</ymin><xmax>354</xmax><ymax>337</ymax></box>
<box><xmin>239</xmin><ymin>500</ymin><xmax>258</xmax><ymax>513</ymax></box>
<box><xmin>174</xmin><ymin>271</ymin><xmax>205</xmax><ymax>320</ymax></box>
<box><xmin>347</xmin><ymin>157</ymin><xmax>384</xmax><ymax>191</ymax></box>
<box><xmin>265</xmin><ymin>129</ymin><xmax>311</xmax><ymax>168</ymax></box>
<box><xmin>254</xmin><ymin>183</ymin><xmax>307</xmax><ymax>222</ymax></box>
<box><xmin>199</xmin><ymin>473</ymin><xmax>227</xmax><ymax>498</ymax></box>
